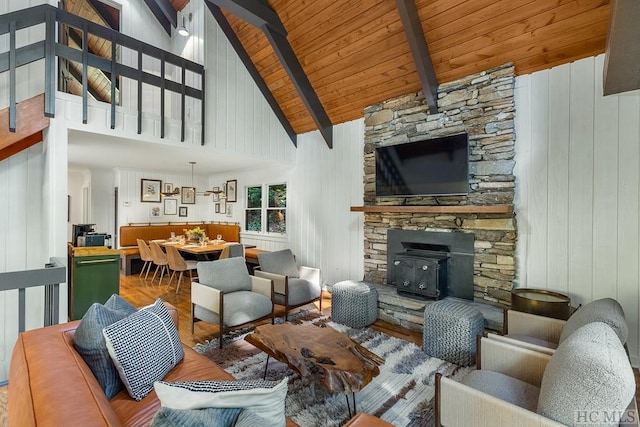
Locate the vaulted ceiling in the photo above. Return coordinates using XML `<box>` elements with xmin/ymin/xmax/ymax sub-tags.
<box><xmin>215</xmin><ymin>0</ymin><xmax>611</xmax><ymax>138</ymax></box>
<box><xmin>70</xmin><ymin>0</ymin><xmax>616</xmax><ymax>145</ymax></box>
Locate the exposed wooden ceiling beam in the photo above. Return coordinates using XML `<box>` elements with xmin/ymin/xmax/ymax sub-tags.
<box><xmin>86</xmin><ymin>0</ymin><xmax>119</xmax><ymax>31</ymax></box>
<box><xmin>205</xmin><ymin>0</ymin><xmax>286</xmax><ymax>36</ymax></box>
<box><xmin>263</xmin><ymin>26</ymin><xmax>333</xmax><ymax>148</ymax></box>
<box><xmin>142</xmin><ymin>0</ymin><xmax>173</xmax><ymax>35</ymax></box>
<box><xmin>67</xmin><ymin>63</ymin><xmax>105</xmax><ymax>102</ymax></box>
<box><xmin>206</xmin><ymin>0</ymin><xmax>333</xmax><ymax>148</ymax></box>
<box><xmin>395</xmin><ymin>0</ymin><xmax>437</xmax><ymax>113</ymax></box>
<box><xmin>603</xmin><ymin>0</ymin><xmax>640</xmax><ymax>96</ymax></box>
<box><xmin>204</xmin><ymin>2</ymin><xmax>297</xmax><ymax>146</ymax></box>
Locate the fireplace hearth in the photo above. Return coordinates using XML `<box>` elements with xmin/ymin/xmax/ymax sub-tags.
<box><xmin>387</xmin><ymin>229</ymin><xmax>474</xmax><ymax>300</ymax></box>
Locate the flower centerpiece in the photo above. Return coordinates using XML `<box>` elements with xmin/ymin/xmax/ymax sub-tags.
<box><xmin>184</xmin><ymin>226</ymin><xmax>207</xmax><ymax>242</ymax></box>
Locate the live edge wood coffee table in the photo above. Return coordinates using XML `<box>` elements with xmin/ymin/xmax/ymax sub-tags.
<box><xmin>245</xmin><ymin>323</ymin><xmax>384</xmax><ymax>417</ymax></box>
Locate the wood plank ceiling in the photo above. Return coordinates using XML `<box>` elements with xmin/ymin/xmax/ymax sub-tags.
<box><xmin>219</xmin><ymin>0</ymin><xmax>610</xmax><ymax>136</ymax></box>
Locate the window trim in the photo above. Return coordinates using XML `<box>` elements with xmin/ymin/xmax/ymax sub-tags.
<box><xmin>244</xmin><ymin>182</ymin><xmax>287</xmax><ymax>236</ymax></box>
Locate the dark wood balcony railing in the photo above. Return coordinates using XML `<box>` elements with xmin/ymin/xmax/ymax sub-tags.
<box><xmin>0</xmin><ymin>4</ymin><xmax>205</xmax><ymax>144</ymax></box>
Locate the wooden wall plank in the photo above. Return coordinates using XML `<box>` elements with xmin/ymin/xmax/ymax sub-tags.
<box><xmin>546</xmin><ymin>65</ymin><xmax>570</xmax><ymax>294</ymax></box>
<box><xmin>617</xmin><ymin>94</ymin><xmax>640</xmax><ymax>362</ymax></box>
<box><xmin>513</xmin><ymin>73</ymin><xmax>531</xmax><ymax>287</ymax></box>
<box><xmin>525</xmin><ymin>69</ymin><xmax>549</xmax><ymax>286</ymax></box>
<box><xmin>567</xmin><ymin>58</ymin><xmax>595</xmax><ymax>303</ymax></box>
<box><xmin>592</xmin><ymin>55</ymin><xmax>619</xmax><ymax>300</ymax></box>
<box><xmin>516</xmin><ymin>54</ymin><xmax>640</xmax><ymax>366</ymax></box>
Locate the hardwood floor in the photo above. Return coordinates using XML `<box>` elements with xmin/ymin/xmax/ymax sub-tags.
<box><xmin>118</xmin><ymin>271</ymin><xmax>423</xmax><ymax>347</ymax></box>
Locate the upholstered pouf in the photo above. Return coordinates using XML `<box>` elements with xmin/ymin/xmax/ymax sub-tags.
<box><xmin>423</xmin><ymin>300</ymin><xmax>484</xmax><ymax>366</ymax></box>
<box><xmin>331</xmin><ymin>280</ymin><xmax>378</xmax><ymax>328</ymax></box>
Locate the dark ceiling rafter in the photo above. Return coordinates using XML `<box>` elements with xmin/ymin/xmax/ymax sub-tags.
<box><xmin>395</xmin><ymin>0</ymin><xmax>438</xmax><ymax>113</ymax></box>
<box><xmin>603</xmin><ymin>0</ymin><xmax>640</xmax><ymax>96</ymax></box>
<box><xmin>206</xmin><ymin>0</ymin><xmax>333</xmax><ymax>149</ymax></box>
<box><xmin>142</xmin><ymin>0</ymin><xmax>173</xmax><ymax>35</ymax></box>
<box><xmin>263</xmin><ymin>27</ymin><xmax>333</xmax><ymax>148</ymax></box>
<box><xmin>67</xmin><ymin>28</ymin><xmax>115</xmax><ymax>83</ymax></box>
<box><xmin>204</xmin><ymin>2</ymin><xmax>297</xmax><ymax>146</ymax></box>
<box><xmin>206</xmin><ymin>0</ymin><xmax>286</xmax><ymax>36</ymax></box>
<box><xmin>86</xmin><ymin>0</ymin><xmax>119</xmax><ymax>31</ymax></box>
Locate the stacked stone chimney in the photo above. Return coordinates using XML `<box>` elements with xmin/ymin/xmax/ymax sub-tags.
<box><xmin>362</xmin><ymin>63</ymin><xmax>517</xmax><ymax>306</ymax></box>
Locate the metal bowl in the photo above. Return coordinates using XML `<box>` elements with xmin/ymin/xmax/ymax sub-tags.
<box><xmin>511</xmin><ymin>288</ymin><xmax>571</xmax><ymax>320</ymax></box>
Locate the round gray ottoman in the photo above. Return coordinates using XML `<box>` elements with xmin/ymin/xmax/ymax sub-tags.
<box><xmin>331</xmin><ymin>280</ymin><xmax>378</xmax><ymax>328</ymax></box>
<box><xmin>423</xmin><ymin>300</ymin><xmax>484</xmax><ymax>366</ymax></box>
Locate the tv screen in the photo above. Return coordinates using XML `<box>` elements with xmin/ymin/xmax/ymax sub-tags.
<box><xmin>375</xmin><ymin>133</ymin><xmax>469</xmax><ymax>197</ymax></box>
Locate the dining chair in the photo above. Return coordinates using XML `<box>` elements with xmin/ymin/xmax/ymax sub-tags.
<box><xmin>165</xmin><ymin>244</ymin><xmax>198</xmax><ymax>294</ymax></box>
<box><xmin>149</xmin><ymin>241</ymin><xmax>169</xmax><ymax>285</ymax></box>
<box><xmin>136</xmin><ymin>239</ymin><xmax>154</xmax><ymax>279</ymax></box>
<box><xmin>218</xmin><ymin>243</ymin><xmax>244</xmax><ymax>259</ymax></box>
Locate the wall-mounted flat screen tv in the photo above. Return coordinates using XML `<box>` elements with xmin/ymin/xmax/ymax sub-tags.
<box><xmin>375</xmin><ymin>133</ymin><xmax>469</xmax><ymax>197</ymax></box>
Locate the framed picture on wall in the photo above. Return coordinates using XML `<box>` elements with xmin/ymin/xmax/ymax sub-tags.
<box><xmin>164</xmin><ymin>198</ymin><xmax>177</xmax><ymax>215</ymax></box>
<box><xmin>181</xmin><ymin>187</ymin><xmax>196</xmax><ymax>204</ymax></box>
<box><xmin>226</xmin><ymin>179</ymin><xmax>237</xmax><ymax>202</ymax></box>
<box><xmin>149</xmin><ymin>206</ymin><xmax>162</xmax><ymax>219</ymax></box>
<box><xmin>141</xmin><ymin>179</ymin><xmax>162</xmax><ymax>203</ymax></box>
<box><xmin>163</xmin><ymin>183</ymin><xmax>174</xmax><ymax>194</ymax></box>
<box><xmin>212</xmin><ymin>186</ymin><xmax>220</xmax><ymax>202</ymax></box>
<box><xmin>179</xmin><ymin>206</ymin><xmax>188</xmax><ymax>217</ymax></box>
<box><xmin>215</xmin><ymin>203</ymin><xmax>220</xmax><ymax>213</ymax></box>
<box><xmin>226</xmin><ymin>203</ymin><xmax>233</xmax><ymax>217</ymax></box>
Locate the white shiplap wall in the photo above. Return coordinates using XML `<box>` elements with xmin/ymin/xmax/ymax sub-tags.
<box><xmin>228</xmin><ymin>119</ymin><xmax>365</xmax><ymax>287</ymax></box>
<box><xmin>515</xmin><ymin>54</ymin><xmax>640</xmax><ymax>365</ymax></box>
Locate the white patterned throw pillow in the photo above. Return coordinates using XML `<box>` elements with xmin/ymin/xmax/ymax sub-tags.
<box><xmin>153</xmin><ymin>378</ymin><xmax>288</xmax><ymax>427</ymax></box>
<box><xmin>103</xmin><ymin>299</ymin><xmax>184</xmax><ymax>401</ymax></box>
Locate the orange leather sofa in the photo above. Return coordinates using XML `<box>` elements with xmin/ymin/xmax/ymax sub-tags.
<box><xmin>9</xmin><ymin>304</ymin><xmax>298</xmax><ymax>426</ymax></box>
<box><xmin>118</xmin><ymin>222</ymin><xmax>241</xmax><ymax>275</ymax></box>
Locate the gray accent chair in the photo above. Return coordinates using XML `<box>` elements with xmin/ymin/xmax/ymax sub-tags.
<box><xmin>191</xmin><ymin>257</ymin><xmax>274</xmax><ymax>348</ymax></box>
<box><xmin>436</xmin><ymin>322</ymin><xmax>636</xmax><ymax>426</ymax></box>
<box><xmin>255</xmin><ymin>249</ymin><xmax>321</xmax><ymax>320</ymax></box>
<box><xmin>490</xmin><ymin>297</ymin><xmax>628</xmax><ymax>355</ymax></box>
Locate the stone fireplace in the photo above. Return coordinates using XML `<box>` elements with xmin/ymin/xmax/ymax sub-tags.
<box><xmin>359</xmin><ymin>63</ymin><xmax>517</xmax><ymax>330</ymax></box>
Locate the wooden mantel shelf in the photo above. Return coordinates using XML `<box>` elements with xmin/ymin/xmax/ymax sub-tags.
<box><xmin>350</xmin><ymin>205</ymin><xmax>513</xmax><ymax>214</ymax></box>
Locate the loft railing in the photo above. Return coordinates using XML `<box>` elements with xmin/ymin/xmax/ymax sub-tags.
<box><xmin>0</xmin><ymin>257</ymin><xmax>66</xmax><ymax>332</ymax></box>
<box><xmin>0</xmin><ymin>257</ymin><xmax>66</xmax><ymax>386</ymax></box>
<box><xmin>0</xmin><ymin>4</ymin><xmax>205</xmax><ymax>144</ymax></box>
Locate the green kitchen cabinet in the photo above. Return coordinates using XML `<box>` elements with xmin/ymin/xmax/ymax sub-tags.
<box><xmin>69</xmin><ymin>246</ymin><xmax>122</xmax><ymax>320</ymax></box>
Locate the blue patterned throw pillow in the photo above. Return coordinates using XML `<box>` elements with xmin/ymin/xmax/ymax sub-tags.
<box><xmin>104</xmin><ymin>294</ymin><xmax>137</xmax><ymax>317</ymax></box>
<box><xmin>103</xmin><ymin>299</ymin><xmax>184</xmax><ymax>401</ymax></box>
<box><xmin>153</xmin><ymin>378</ymin><xmax>288</xmax><ymax>427</ymax></box>
<box><xmin>73</xmin><ymin>301</ymin><xmax>131</xmax><ymax>399</ymax></box>
<box><xmin>150</xmin><ymin>407</ymin><xmax>242</xmax><ymax>427</ymax></box>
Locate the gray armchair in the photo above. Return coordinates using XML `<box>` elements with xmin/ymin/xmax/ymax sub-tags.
<box><xmin>436</xmin><ymin>322</ymin><xmax>635</xmax><ymax>426</ymax></box>
<box><xmin>489</xmin><ymin>297</ymin><xmax>628</xmax><ymax>355</ymax></box>
<box><xmin>255</xmin><ymin>249</ymin><xmax>321</xmax><ymax>320</ymax></box>
<box><xmin>191</xmin><ymin>257</ymin><xmax>274</xmax><ymax>347</ymax></box>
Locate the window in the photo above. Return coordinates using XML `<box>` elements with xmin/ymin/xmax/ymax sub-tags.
<box><xmin>245</xmin><ymin>183</ymin><xmax>287</xmax><ymax>234</ymax></box>
<box><xmin>245</xmin><ymin>186</ymin><xmax>262</xmax><ymax>232</ymax></box>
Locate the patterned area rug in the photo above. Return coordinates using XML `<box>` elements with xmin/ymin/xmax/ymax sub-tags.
<box><xmin>194</xmin><ymin>312</ymin><xmax>471</xmax><ymax>427</ymax></box>
<box><xmin>0</xmin><ymin>384</ymin><xmax>7</xmax><ymax>427</ymax></box>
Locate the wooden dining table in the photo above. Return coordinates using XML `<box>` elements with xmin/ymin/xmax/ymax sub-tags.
<box><xmin>156</xmin><ymin>240</ymin><xmax>255</xmax><ymax>261</ymax></box>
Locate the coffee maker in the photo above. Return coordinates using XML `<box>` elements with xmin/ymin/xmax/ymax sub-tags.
<box><xmin>72</xmin><ymin>224</ymin><xmax>95</xmax><ymax>246</ymax></box>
